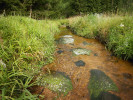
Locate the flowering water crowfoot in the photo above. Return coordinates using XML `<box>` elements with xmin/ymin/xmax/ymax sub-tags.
<box><xmin>88</xmin><ymin>69</ymin><xmax>118</xmax><ymax>98</ymax></box>
<box><xmin>58</xmin><ymin>37</ymin><xmax>74</xmax><ymax>44</ymax></box>
<box><xmin>36</xmin><ymin>71</ymin><xmax>73</xmax><ymax>96</ymax></box>
<box><xmin>72</xmin><ymin>48</ymin><xmax>92</xmax><ymax>55</ymax></box>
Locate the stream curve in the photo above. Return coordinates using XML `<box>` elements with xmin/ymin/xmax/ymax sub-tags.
<box><xmin>32</xmin><ymin>27</ymin><xmax>133</xmax><ymax>100</ymax></box>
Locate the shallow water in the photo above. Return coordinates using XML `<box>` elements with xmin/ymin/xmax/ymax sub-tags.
<box><xmin>32</xmin><ymin>27</ymin><xmax>133</xmax><ymax>100</ymax></box>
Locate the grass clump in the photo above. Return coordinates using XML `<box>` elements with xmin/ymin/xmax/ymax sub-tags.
<box><xmin>0</xmin><ymin>16</ymin><xmax>60</xmax><ymax>99</ymax></box>
<box><xmin>69</xmin><ymin>15</ymin><xmax>98</xmax><ymax>38</ymax></box>
<box><xmin>107</xmin><ymin>17</ymin><xmax>133</xmax><ymax>60</ymax></box>
<box><xmin>68</xmin><ymin>14</ymin><xmax>133</xmax><ymax>60</ymax></box>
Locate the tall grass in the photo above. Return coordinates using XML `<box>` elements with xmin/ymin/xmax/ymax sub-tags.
<box><xmin>107</xmin><ymin>17</ymin><xmax>133</xmax><ymax>60</ymax></box>
<box><xmin>0</xmin><ymin>16</ymin><xmax>60</xmax><ymax>99</ymax></box>
<box><xmin>68</xmin><ymin>14</ymin><xmax>133</xmax><ymax>60</ymax></box>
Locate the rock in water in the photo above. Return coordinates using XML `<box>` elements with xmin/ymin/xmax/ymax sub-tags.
<box><xmin>91</xmin><ymin>92</ymin><xmax>121</xmax><ymax>100</ymax></box>
<box><xmin>57</xmin><ymin>50</ymin><xmax>64</xmax><ymax>54</ymax></box>
<box><xmin>58</xmin><ymin>37</ymin><xmax>74</xmax><ymax>44</ymax></box>
<box><xmin>88</xmin><ymin>69</ymin><xmax>118</xmax><ymax>99</ymax></box>
<box><xmin>83</xmin><ymin>41</ymin><xmax>92</xmax><ymax>45</ymax></box>
<box><xmin>94</xmin><ymin>53</ymin><xmax>98</xmax><ymax>56</ymax></box>
<box><xmin>62</xmin><ymin>35</ymin><xmax>73</xmax><ymax>38</ymax></box>
<box><xmin>72</xmin><ymin>48</ymin><xmax>91</xmax><ymax>55</ymax></box>
<box><xmin>74</xmin><ymin>60</ymin><xmax>85</xmax><ymax>67</ymax></box>
<box><xmin>37</xmin><ymin>71</ymin><xmax>73</xmax><ymax>96</ymax></box>
<box><xmin>122</xmin><ymin>73</ymin><xmax>132</xmax><ymax>79</ymax></box>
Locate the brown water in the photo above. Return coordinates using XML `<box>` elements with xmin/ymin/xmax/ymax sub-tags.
<box><xmin>32</xmin><ymin>27</ymin><xmax>133</xmax><ymax>100</ymax></box>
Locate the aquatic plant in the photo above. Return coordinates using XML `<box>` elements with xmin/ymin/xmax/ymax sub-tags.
<box><xmin>72</xmin><ymin>48</ymin><xmax>91</xmax><ymax>55</ymax></box>
<box><xmin>37</xmin><ymin>72</ymin><xmax>73</xmax><ymax>96</ymax></box>
<box><xmin>88</xmin><ymin>69</ymin><xmax>118</xmax><ymax>99</ymax></box>
<box><xmin>58</xmin><ymin>37</ymin><xmax>74</xmax><ymax>44</ymax></box>
<box><xmin>90</xmin><ymin>92</ymin><xmax>121</xmax><ymax>100</ymax></box>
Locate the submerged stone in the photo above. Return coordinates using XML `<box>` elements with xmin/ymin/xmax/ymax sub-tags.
<box><xmin>72</xmin><ymin>48</ymin><xmax>91</xmax><ymax>55</ymax></box>
<box><xmin>122</xmin><ymin>73</ymin><xmax>132</xmax><ymax>79</ymax></box>
<box><xmin>94</xmin><ymin>53</ymin><xmax>98</xmax><ymax>56</ymax></box>
<box><xmin>37</xmin><ymin>71</ymin><xmax>73</xmax><ymax>96</ymax></box>
<box><xmin>57</xmin><ymin>50</ymin><xmax>64</xmax><ymax>54</ymax></box>
<box><xmin>58</xmin><ymin>37</ymin><xmax>74</xmax><ymax>44</ymax></box>
<box><xmin>70</xmin><ymin>44</ymin><xmax>74</xmax><ymax>46</ymax></box>
<box><xmin>91</xmin><ymin>92</ymin><xmax>121</xmax><ymax>100</ymax></box>
<box><xmin>74</xmin><ymin>60</ymin><xmax>85</xmax><ymax>67</ymax></box>
<box><xmin>88</xmin><ymin>69</ymin><xmax>118</xmax><ymax>98</ymax></box>
<box><xmin>62</xmin><ymin>35</ymin><xmax>73</xmax><ymax>38</ymax></box>
<box><xmin>83</xmin><ymin>41</ymin><xmax>92</xmax><ymax>45</ymax></box>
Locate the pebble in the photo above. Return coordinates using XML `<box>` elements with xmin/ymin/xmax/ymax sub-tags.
<box><xmin>57</xmin><ymin>50</ymin><xmax>64</xmax><ymax>54</ymax></box>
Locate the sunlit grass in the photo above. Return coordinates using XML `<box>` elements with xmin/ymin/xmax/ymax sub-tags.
<box><xmin>68</xmin><ymin>14</ymin><xmax>133</xmax><ymax>60</ymax></box>
<box><xmin>0</xmin><ymin>16</ymin><xmax>60</xmax><ymax>99</ymax></box>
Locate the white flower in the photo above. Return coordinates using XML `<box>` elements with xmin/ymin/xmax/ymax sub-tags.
<box><xmin>120</xmin><ymin>23</ymin><xmax>124</xmax><ymax>27</ymax></box>
<box><xmin>0</xmin><ymin>59</ymin><xmax>6</xmax><ymax>68</ymax></box>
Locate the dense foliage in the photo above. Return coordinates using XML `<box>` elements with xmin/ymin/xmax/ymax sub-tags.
<box><xmin>0</xmin><ymin>0</ymin><xmax>133</xmax><ymax>18</ymax></box>
<box><xmin>0</xmin><ymin>16</ymin><xmax>60</xmax><ymax>99</ymax></box>
<box><xmin>68</xmin><ymin>15</ymin><xmax>133</xmax><ymax>60</ymax></box>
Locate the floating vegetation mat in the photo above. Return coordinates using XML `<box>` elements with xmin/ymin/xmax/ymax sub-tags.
<box><xmin>72</xmin><ymin>48</ymin><xmax>91</xmax><ymax>55</ymax></box>
<box><xmin>88</xmin><ymin>69</ymin><xmax>118</xmax><ymax>100</ymax></box>
<box><xmin>37</xmin><ymin>71</ymin><xmax>73</xmax><ymax>96</ymax></box>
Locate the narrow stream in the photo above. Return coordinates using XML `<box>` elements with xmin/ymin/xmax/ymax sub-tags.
<box><xmin>33</xmin><ymin>27</ymin><xmax>133</xmax><ymax>100</ymax></box>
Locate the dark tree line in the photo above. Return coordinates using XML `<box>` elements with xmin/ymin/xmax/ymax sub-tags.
<box><xmin>0</xmin><ymin>0</ymin><xmax>132</xmax><ymax>18</ymax></box>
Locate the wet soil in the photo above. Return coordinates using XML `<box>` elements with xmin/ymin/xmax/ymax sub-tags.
<box><xmin>32</xmin><ymin>28</ymin><xmax>133</xmax><ymax>100</ymax></box>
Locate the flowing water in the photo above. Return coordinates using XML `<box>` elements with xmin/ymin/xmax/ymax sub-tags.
<box><xmin>32</xmin><ymin>27</ymin><xmax>133</xmax><ymax>100</ymax></box>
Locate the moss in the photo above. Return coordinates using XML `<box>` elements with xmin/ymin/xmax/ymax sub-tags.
<box><xmin>37</xmin><ymin>71</ymin><xmax>73</xmax><ymax>96</ymax></box>
<box><xmin>88</xmin><ymin>69</ymin><xmax>118</xmax><ymax>98</ymax></box>
<box><xmin>90</xmin><ymin>92</ymin><xmax>121</xmax><ymax>100</ymax></box>
<box><xmin>58</xmin><ymin>37</ymin><xmax>74</xmax><ymax>44</ymax></box>
<box><xmin>72</xmin><ymin>48</ymin><xmax>92</xmax><ymax>56</ymax></box>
